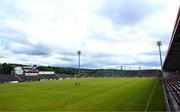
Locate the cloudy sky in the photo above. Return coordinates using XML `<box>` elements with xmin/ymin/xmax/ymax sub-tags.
<box><xmin>0</xmin><ymin>0</ymin><xmax>179</xmax><ymax>69</ymax></box>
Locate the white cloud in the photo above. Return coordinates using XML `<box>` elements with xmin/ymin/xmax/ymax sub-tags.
<box><xmin>0</xmin><ymin>0</ymin><xmax>179</xmax><ymax>69</ymax></box>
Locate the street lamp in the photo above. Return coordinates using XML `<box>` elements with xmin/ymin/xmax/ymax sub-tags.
<box><xmin>156</xmin><ymin>41</ymin><xmax>163</xmax><ymax>69</ymax></box>
<box><xmin>77</xmin><ymin>50</ymin><xmax>81</xmax><ymax>77</ymax></box>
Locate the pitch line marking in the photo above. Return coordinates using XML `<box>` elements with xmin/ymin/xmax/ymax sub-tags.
<box><xmin>145</xmin><ymin>79</ymin><xmax>158</xmax><ymax>112</ymax></box>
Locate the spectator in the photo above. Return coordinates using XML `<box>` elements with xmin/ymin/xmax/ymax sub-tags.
<box><xmin>75</xmin><ymin>82</ymin><xmax>77</xmax><ymax>87</ymax></box>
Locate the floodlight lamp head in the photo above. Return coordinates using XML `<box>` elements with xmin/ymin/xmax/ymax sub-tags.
<box><xmin>156</xmin><ymin>41</ymin><xmax>162</xmax><ymax>46</ymax></box>
<box><xmin>77</xmin><ymin>50</ymin><xmax>81</xmax><ymax>55</ymax></box>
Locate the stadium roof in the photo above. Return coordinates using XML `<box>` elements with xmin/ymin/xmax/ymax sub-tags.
<box><xmin>163</xmin><ymin>6</ymin><xmax>180</xmax><ymax>71</ymax></box>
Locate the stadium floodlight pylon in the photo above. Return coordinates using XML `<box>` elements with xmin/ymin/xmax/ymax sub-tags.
<box><xmin>138</xmin><ymin>66</ymin><xmax>141</xmax><ymax>77</ymax></box>
<box><xmin>77</xmin><ymin>50</ymin><xmax>81</xmax><ymax>77</ymax></box>
<box><xmin>156</xmin><ymin>41</ymin><xmax>163</xmax><ymax>69</ymax></box>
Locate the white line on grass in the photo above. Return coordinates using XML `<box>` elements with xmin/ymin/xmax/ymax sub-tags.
<box><xmin>145</xmin><ymin>79</ymin><xmax>158</xmax><ymax>112</ymax></box>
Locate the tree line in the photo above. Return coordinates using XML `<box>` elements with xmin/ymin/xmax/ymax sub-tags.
<box><xmin>0</xmin><ymin>63</ymin><xmax>14</xmax><ymax>74</ymax></box>
<box><xmin>0</xmin><ymin>63</ymin><xmax>162</xmax><ymax>77</ymax></box>
<box><xmin>0</xmin><ymin>63</ymin><xmax>94</xmax><ymax>76</ymax></box>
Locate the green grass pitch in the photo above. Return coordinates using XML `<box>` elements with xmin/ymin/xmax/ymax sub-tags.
<box><xmin>0</xmin><ymin>78</ymin><xmax>166</xmax><ymax>111</ymax></box>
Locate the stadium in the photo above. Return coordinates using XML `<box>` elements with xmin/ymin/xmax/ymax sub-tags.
<box><xmin>0</xmin><ymin>1</ymin><xmax>180</xmax><ymax>112</ymax></box>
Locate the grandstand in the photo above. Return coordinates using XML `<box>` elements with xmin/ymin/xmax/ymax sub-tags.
<box><xmin>0</xmin><ymin>74</ymin><xmax>19</xmax><ymax>83</ymax></box>
<box><xmin>0</xmin><ymin>66</ymin><xmax>72</xmax><ymax>83</ymax></box>
<box><xmin>162</xmin><ymin>6</ymin><xmax>180</xmax><ymax>111</ymax></box>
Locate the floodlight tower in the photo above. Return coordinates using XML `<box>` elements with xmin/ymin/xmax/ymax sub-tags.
<box><xmin>156</xmin><ymin>41</ymin><xmax>163</xmax><ymax>69</ymax></box>
<box><xmin>77</xmin><ymin>50</ymin><xmax>81</xmax><ymax>77</ymax></box>
<box><xmin>138</xmin><ymin>66</ymin><xmax>141</xmax><ymax>77</ymax></box>
<box><xmin>120</xmin><ymin>65</ymin><xmax>123</xmax><ymax>76</ymax></box>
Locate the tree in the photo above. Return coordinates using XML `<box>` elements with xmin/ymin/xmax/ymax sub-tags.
<box><xmin>1</xmin><ymin>63</ymin><xmax>13</xmax><ymax>74</ymax></box>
